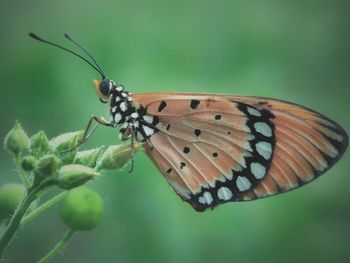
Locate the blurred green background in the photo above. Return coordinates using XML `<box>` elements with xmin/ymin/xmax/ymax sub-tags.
<box><xmin>0</xmin><ymin>0</ymin><xmax>349</xmax><ymax>262</ymax></box>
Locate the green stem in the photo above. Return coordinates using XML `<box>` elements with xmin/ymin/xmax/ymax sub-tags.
<box><xmin>38</xmin><ymin>229</ymin><xmax>75</xmax><ymax>263</ymax></box>
<box><xmin>20</xmin><ymin>191</ymin><xmax>67</xmax><ymax>227</ymax></box>
<box><xmin>14</xmin><ymin>155</ymin><xmax>31</xmax><ymax>190</ymax></box>
<box><xmin>0</xmin><ymin>188</ymin><xmax>38</xmax><ymax>258</ymax></box>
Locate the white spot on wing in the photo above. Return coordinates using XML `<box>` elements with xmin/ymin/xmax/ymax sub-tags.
<box><xmin>247</xmin><ymin>107</ymin><xmax>261</xmax><ymax>117</ymax></box>
<box><xmin>236</xmin><ymin>176</ymin><xmax>251</xmax><ymax>191</ymax></box>
<box><xmin>120</xmin><ymin>122</ymin><xmax>128</xmax><ymax>129</ymax></box>
<box><xmin>250</xmin><ymin>162</ymin><xmax>266</xmax><ymax>179</ymax></box>
<box><xmin>111</xmin><ymin>106</ymin><xmax>117</xmax><ymax>113</ymax></box>
<box><xmin>256</xmin><ymin>141</ymin><xmax>272</xmax><ymax>160</ymax></box>
<box><xmin>247</xmin><ymin>134</ymin><xmax>255</xmax><ymax>141</ymax></box>
<box><xmin>254</xmin><ymin>122</ymin><xmax>272</xmax><ymax>137</ymax></box>
<box><xmin>247</xmin><ymin>107</ymin><xmax>262</xmax><ymax>117</ymax></box>
<box><xmin>120</xmin><ymin>102</ymin><xmax>127</xmax><ymax>112</ymax></box>
<box><xmin>116</xmin><ymin>86</ymin><xmax>123</xmax><ymax>92</ymax></box>
<box><xmin>136</xmin><ymin>131</ymin><xmax>144</xmax><ymax>141</ymax></box>
<box><xmin>224</xmin><ymin>170</ymin><xmax>233</xmax><ymax>180</ymax></box>
<box><xmin>114</xmin><ymin>113</ymin><xmax>122</xmax><ymax>123</ymax></box>
<box><xmin>198</xmin><ymin>191</ymin><xmax>213</xmax><ymax>205</ymax></box>
<box><xmin>143</xmin><ymin>115</ymin><xmax>154</xmax><ymax>124</ymax></box>
<box><xmin>130</xmin><ymin>112</ymin><xmax>139</xmax><ymax>119</ymax></box>
<box><xmin>115</xmin><ymin>96</ymin><xmax>121</xmax><ymax>102</ymax></box>
<box><xmin>143</xmin><ymin>125</ymin><xmax>155</xmax><ymax>136</ymax></box>
<box><xmin>336</xmin><ymin>134</ymin><xmax>343</xmax><ymax>142</ymax></box>
<box><xmin>232</xmin><ymin>165</ymin><xmax>243</xmax><ymax>172</ymax></box>
<box><xmin>217</xmin><ymin>187</ymin><xmax>233</xmax><ymax>200</ymax></box>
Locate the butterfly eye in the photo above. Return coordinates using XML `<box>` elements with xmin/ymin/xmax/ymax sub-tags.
<box><xmin>93</xmin><ymin>79</ymin><xmax>113</xmax><ymax>103</ymax></box>
<box><xmin>100</xmin><ymin>80</ymin><xmax>111</xmax><ymax>96</ymax></box>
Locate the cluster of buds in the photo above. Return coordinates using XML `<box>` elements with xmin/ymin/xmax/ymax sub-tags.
<box><xmin>4</xmin><ymin>121</ymin><xmax>138</xmax><ymax>190</ymax></box>
<box><xmin>2</xmin><ymin>121</ymin><xmax>139</xmax><ymax>229</ymax></box>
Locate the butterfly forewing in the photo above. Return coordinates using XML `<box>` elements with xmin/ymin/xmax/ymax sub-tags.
<box><xmin>132</xmin><ymin>93</ymin><xmax>348</xmax><ymax>211</ymax></box>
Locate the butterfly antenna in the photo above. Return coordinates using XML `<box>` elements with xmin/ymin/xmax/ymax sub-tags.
<box><xmin>29</xmin><ymin>33</ymin><xmax>105</xmax><ymax>79</ymax></box>
<box><xmin>64</xmin><ymin>33</ymin><xmax>106</xmax><ymax>78</ymax></box>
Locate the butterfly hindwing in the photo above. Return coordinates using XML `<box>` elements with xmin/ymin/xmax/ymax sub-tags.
<box><xmin>132</xmin><ymin>93</ymin><xmax>348</xmax><ymax>211</ymax></box>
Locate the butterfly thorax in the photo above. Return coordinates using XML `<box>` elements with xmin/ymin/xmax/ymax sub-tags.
<box><xmin>109</xmin><ymin>84</ymin><xmax>159</xmax><ymax>142</ymax></box>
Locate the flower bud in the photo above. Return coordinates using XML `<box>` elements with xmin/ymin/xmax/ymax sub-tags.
<box><xmin>4</xmin><ymin>121</ymin><xmax>30</xmax><ymax>156</ymax></box>
<box><xmin>74</xmin><ymin>147</ymin><xmax>103</xmax><ymax>168</ymax></box>
<box><xmin>50</xmin><ymin>131</ymin><xmax>84</xmax><ymax>152</ymax></box>
<box><xmin>30</xmin><ymin>131</ymin><xmax>50</xmax><ymax>157</ymax></box>
<box><xmin>60</xmin><ymin>186</ymin><xmax>103</xmax><ymax>231</ymax></box>
<box><xmin>50</xmin><ymin>131</ymin><xmax>84</xmax><ymax>164</ymax></box>
<box><xmin>55</xmin><ymin>164</ymin><xmax>99</xmax><ymax>190</ymax></box>
<box><xmin>36</xmin><ymin>154</ymin><xmax>61</xmax><ymax>176</ymax></box>
<box><xmin>0</xmin><ymin>183</ymin><xmax>26</xmax><ymax>221</ymax></box>
<box><xmin>21</xmin><ymin>155</ymin><xmax>37</xmax><ymax>171</ymax></box>
<box><xmin>96</xmin><ymin>143</ymin><xmax>140</xmax><ymax>171</ymax></box>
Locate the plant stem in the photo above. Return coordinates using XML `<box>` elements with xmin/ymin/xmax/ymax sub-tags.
<box><xmin>0</xmin><ymin>188</ymin><xmax>38</xmax><ymax>258</ymax></box>
<box><xmin>38</xmin><ymin>229</ymin><xmax>75</xmax><ymax>263</ymax></box>
<box><xmin>20</xmin><ymin>191</ymin><xmax>67</xmax><ymax>227</ymax></box>
<box><xmin>14</xmin><ymin>155</ymin><xmax>31</xmax><ymax>190</ymax></box>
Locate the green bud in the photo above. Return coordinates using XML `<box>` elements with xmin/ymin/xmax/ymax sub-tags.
<box><xmin>30</xmin><ymin>131</ymin><xmax>50</xmax><ymax>157</ymax></box>
<box><xmin>0</xmin><ymin>183</ymin><xmax>26</xmax><ymax>221</ymax></box>
<box><xmin>60</xmin><ymin>186</ymin><xmax>103</xmax><ymax>231</ymax></box>
<box><xmin>4</xmin><ymin>121</ymin><xmax>30</xmax><ymax>156</ymax></box>
<box><xmin>21</xmin><ymin>155</ymin><xmax>37</xmax><ymax>171</ymax></box>
<box><xmin>74</xmin><ymin>147</ymin><xmax>103</xmax><ymax>168</ymax></box>
<box><xmin>96</xmin><ymin>143</ymin><xmax>140</xmax><ymax>171</ymax></box>
<box><xmin>51</xmin><ymin>131</ymin><xmax>84</xmax><ymax>164</ymax></box>
<box><xmin>55</xmin><ymin>164</ymin><xmax>99</xmax><ymax>190</ymax></box>
<box><xmin>50</xmin><ymin>131</ymin><xmax>84</xmax><ymax>152</ymax></box>
<box><xmin>36</xmin><ymin>154</ymin><xmax>61</xmax><ymax>176</ymax></box>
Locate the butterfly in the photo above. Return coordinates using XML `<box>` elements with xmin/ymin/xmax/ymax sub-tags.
<box><xmin>30</xmin><ymin>33</ymin><xmax>348</xmax><ymax>212</ymax></box>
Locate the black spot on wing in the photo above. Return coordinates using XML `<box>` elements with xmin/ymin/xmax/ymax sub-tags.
<box><xmin>215</xmin><ymin>114</ymin><xmax>222</xmax><ymax>120</ymax></box>
<box><xmin>183</xmin><ymin>147</ymin><xmax>190</xmax><ymax>154</ymax></box>
<box><xmin>190</xmin><ymin>100</ymin><xmax>200</xmax><ymax>109</ymax></box>
<box><xmin>158</xmin><ymin>101</ymin><xmax>167</xmax><ymax>112</ymax></box>
<box><xmin>194</xmin><ymin>129</ymin><xmax>201</xmax><ymax>137</ymax></box>
<box><xmin>180</xmin><ymin>162</ymin><xmax>186</xmax><ymax>169</ymax></box>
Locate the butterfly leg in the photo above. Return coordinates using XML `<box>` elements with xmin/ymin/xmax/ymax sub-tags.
<box><xmin>128</xmin><ymin>125</ymin><xmax>136</xmax><ymax>173</ymax></box>
<box><xmin>61</xmin><ymin>115</ymin><xmax>113</xmax><ymax>153</ymax></box>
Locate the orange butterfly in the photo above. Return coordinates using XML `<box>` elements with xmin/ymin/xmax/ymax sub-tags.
<box><xmin>30</xmin><ymin>33</ymin><xmax>348</xmax><ymax>212</ymax></box>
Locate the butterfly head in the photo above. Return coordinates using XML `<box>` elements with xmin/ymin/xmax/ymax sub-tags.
<box><xmin>93</xmin><ymin>78</ymin><xmax>116</xmax><ymax>103</ymax></box>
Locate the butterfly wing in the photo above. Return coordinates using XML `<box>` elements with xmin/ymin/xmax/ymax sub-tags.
<box><xmin>132</xmin><ymin>92</ymin><xmax>348</xmax><ymax>211</ymax></box>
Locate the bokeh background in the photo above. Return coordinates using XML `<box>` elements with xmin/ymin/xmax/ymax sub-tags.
<box><xmin>0</xmin><ymin>0</ymin><xmax>349</xmax><ymax>262</ymax></box>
